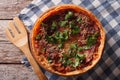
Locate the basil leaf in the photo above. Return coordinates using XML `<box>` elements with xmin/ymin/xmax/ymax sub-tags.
<box><xmin>35</xmin><ymin>34</ymin><xmax>41</xmax><ymax>40</ymax></box>
<box><xmin>65</xmin><ymin>11</ymin><xmax>73</xmax><ymax>20</ymax></box>
<box><xmin>59</xmin><ymin>20</ymin><xmax>68</xmax><ymax>27</ymax></box>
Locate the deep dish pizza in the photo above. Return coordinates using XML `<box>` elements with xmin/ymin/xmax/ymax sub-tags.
<box><xmin>31</xmin><ymin>4</ymin><xmax>105</xmax><ymax>76</ymax></box>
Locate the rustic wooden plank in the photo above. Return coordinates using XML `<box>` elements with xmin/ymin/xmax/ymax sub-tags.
<box><xmin>0</xmin><ymin>64</ymin><xmax>39</xmax><ymax>80</ymax></box>
<box><xmin>0</xmin><ymin>0</ymin><xmax>32</xmax><ymax>19</ymax></box>
<box><xmin>0</xmin><ymin>20</ymin><xmax>11</xmax><ymax>41</ymax></box>
<box><xmin>0</xmin><ymin>20</ymin><xmax>25</xmax><ymax>63</ymax></box>
<box><xmin>0</xmin><ymin>20</ymin><xmax>41</xmax><ymax>80</ymax></box>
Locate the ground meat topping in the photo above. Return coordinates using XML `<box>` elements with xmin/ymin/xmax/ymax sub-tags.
<box><xmin>34</xmin><ymin>10</ymin><xmax>100</xmax><ymax>73</ymax></box>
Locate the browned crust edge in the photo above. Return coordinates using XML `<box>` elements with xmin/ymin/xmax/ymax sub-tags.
<box><xmin>30</xmin><ymin>4</ymin><xmax>106</xmax><ymax>76</ymax></box>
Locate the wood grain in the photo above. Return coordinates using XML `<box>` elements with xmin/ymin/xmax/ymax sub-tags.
<box><xmin>0</xmin><ymin>0</ymin><xmax>32</xmax><ymax>19</ymax></box>
<box><xmin>0</xmin><ymin>20</ymin><xmax>41</xmax><ymax>79</ymax></box>
<box><xmin>0</xmin><ymin>0</ymin><xmax>42</xmax><ymax>79</ymax></box>
<box><xmin>0</xmin><ymin>64</ymin><xmax>38</xmax><ymax>80</ymax></box>
<box><xmin>0</xmin><ymin>20</ymin><xmax>24</xmax><ymax>63</ymax></box>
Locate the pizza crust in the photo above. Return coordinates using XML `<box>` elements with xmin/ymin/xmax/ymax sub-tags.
<box><xmin>31</xmin><ymin>4</ymin><xmax>105</xmax><ymax>76</ymax></box>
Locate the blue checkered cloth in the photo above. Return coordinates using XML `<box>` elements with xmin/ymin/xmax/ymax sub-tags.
<box><xmin>19</xmin><ymin>0</ymin><xmax>120</xmax><ymax>80</ymax></box>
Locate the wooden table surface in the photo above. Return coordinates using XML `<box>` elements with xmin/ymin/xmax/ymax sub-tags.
<box><xmin>0</xmin><ymin>0</ymin><xmax>39</xmax><ymax>80</ymax></box>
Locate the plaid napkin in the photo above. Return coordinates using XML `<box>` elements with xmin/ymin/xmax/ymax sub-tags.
<box><xmin>19</xmin><ymin>0</ymin><xmax>120</xmax><ymax>80</ymax></box>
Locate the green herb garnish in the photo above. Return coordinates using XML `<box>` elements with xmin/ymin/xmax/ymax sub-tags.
<box><xmin>41</xmin><ymin>22</ymin><xmax>48</xmax><ymax>27</ymax></box>
<box><xmin>51</xmin><ymin>21</ymin><xmax>57</xmax><ymax>30</ymax></box>
<box><xmin>59</xmin><ymin>32</ymin><xmax>64</xmax><ymax>40</ymax></box>
<box><xmin>69</xmin><ymin>20</ymin><xmax>75</xmax><ymax>28</ymax></box>
<box><xmin>87</xmin><ymin>33</ymin><xmax>98</xmax><ymax>47</ymax></box>
<box><xmin>69</xmin><ymin>43</ymin><xmax>78</xmax><ymax>57</ymax></box>
<box><xmin>77</xmin><ymin>54</ymin><xmax>85</xmax><ymax>60</ymax></box>
<box><xmin>63</xmin><ymin>30</ymin><xmax>69</xmax><ymax>40</ymax></box>
<box><xmin>77</xmin><ymin>16</ymin><xmax>82</xmax><ymax>23</ymax></box>
<box><xmin>54</xmin><ymin>31</ymin><xmax>60</xmax><ymax>39</ymax></box>
<box><xmin>54</xmin><ymin>30</ymin><xmax>69</xmax><ymax>43</ymax></box>
<box><xmin>47</xmin><ymin>56</ymin><xmax>52</xmax><ymax>63</ymax></box>
<box><xmin>45</xmin><ymin>30</ymin><xmax>70</xmax><ymax>48</ymax></box>
<box><xmin>94</xmin><ymin>31</ymin><xmax>100</xmax><ymax>37</ymax></box>
<box><xmin>73</xmin><ymin>54</ymin><xmax>85</xmax><ymax>67</ymax></box>
<box><xmin>78</xmin><ymin>46</ymin><xmax>90</xmax><ymax>52</ymax></box>
<box><xmin>87</xmin><ymin>36</ymin><xmax>95</xmax><ymax>46</ymax></box>
<box><xmin>61</xmin><ymin>43</ymin><xmax>86</xmax><ymax>67</ymax></box>
<box><xmin>73</xmin><ymin>57</ymin><xmax>80</xmax><ymax>67</ymax></box>
<box><xmin>61</xmin><ymin>53</ymin><xmax>73</xmax><ymax>67</ymax></box>
<box><xmin>62</xmin><ymin>53</ymin><xmax>68</xmax><ymax>61</ymax></box>
<box><xmin>63</xmin><ymin>59</ymin><xmax>73</xmax><ymax>67</ymax></box>
<box><xmin>35</xmin><ymin>34</ymin><xmax>41</xmax><ymax>40</ymax></box>
<box><xmin>59</xmin><ymin>20</ymin><xmax>68</xmax><ymax>27</ymax></box>
<box><xmin>45</xmin><ymin>35</ymin><xmax>58</xmax><ymax>44</ymax></box>
<box><xmin>70</xmin><ymin>43</ymin><xmax>78</xmax><ymax>50</ymax></box>
<box><xmin>65</xmin><ymin>11</ymin><xmax>73</xmax><ymax>20</ymax></box>
<box><xmin>71</xmin><ymin>26</ymin><xmax>80</xmax><ymax>34</ymax></box>
<box><xmin>58</xmin><ymin>43</ymin><xmax>63</xmax><ymax>49</ymax></box>
<box><xmin>78</xmin><ymin>47</ymin><xmax>83</xmax><ymax>52</ymax></box>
